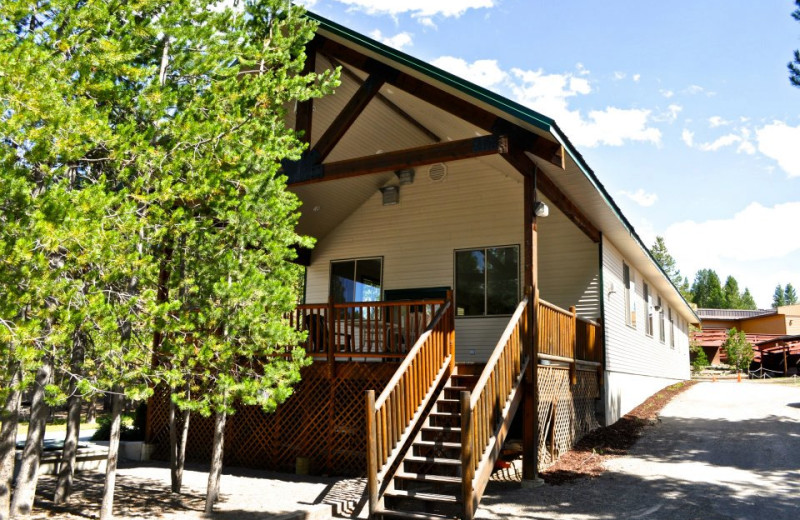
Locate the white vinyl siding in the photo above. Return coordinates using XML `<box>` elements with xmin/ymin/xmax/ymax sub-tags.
<box><xmin>537</xmin><ymin>199</ymin><xmax>601</xmax><ymax>320</ymax></box>
<box><xmin>602</xmin><ymin>238</ymin><xmax>690</xmax><ymax>424</ymax></box>
<box><xmin>304</xmin><ymin>159</ymin><xmax>524</xmax><ymax>362</ymax></box>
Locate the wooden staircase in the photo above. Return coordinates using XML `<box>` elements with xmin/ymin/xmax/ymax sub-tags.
<box><xmin>377</xmin><ymin>370</ymin><xmax>479</xmax><ymax>520</ymax></box>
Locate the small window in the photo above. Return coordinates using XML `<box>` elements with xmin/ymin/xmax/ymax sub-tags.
<box><xmin>455</xmin><ymin>246</ymin><xmax>519</xmax><ymax>316</ymax></box>
<box><xmin>623</xmin><ymin>263</ymin><xmax>636</xmax><ymax>328</ymax></box>
<box><xmin>330</xmin><ymin>258</ymin><xmax>382</xmax><ymax>303</ymax></box>
<box><xmin>658</xmin><ymin>296</ymin><xmax>665</xmax><ymax>343</ymax></box>
<box><xmin>644</xmin><ymin>283</ymin><xmax>653</xmax><ymax>336</ymax></box>
<box><xmin>669</xmin><ymin>308</ymin><xmax>675</xmax><ymax>348</ymax></box>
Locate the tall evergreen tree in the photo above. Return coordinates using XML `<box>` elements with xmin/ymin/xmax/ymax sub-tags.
<box><xmin>740</xmin><ymin>288</ymin><xmax>758</xmax><ymax>310</ymax></box>
<box><xmin>790</xmin><ymin>0</ymin><xmax>800</xmax><ymax>87</ymax></box>
<box><xmin>773</xmin><ymin>285</ymin><xmax>787</xmax><ymax>308</ymax></box>
<box><xmin>785</xmin><ymin>283</ymin><xmax>798</xmax><ymax>305</ymax></box>
<box><xmin>691</xmin><ymin>269</ymin><xmax>725</xmax><ymax>308</ymax></box>
<box><xmin>722</xmin><ymin>276</ymin><xmax>742</xmax><ymax>309</ymax></box>
<box><xmin>649</xmin><ymin>236</ymin><xmax>692</xmax><ymax>300</ymax></box>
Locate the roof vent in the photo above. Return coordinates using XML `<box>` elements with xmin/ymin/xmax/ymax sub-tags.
<box><xmin>428</xmin><ymin>163</ymin><xmax>447</xmax><ymax>182</ymax></box>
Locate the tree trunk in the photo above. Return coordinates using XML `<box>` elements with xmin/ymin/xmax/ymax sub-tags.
<box><xmin>204</xmin><ymin>410</ymin><xmax>227</xmax><ymax>514</ymax></box>
<box><xmin>99</xmin><ymin>391</ymin><xmax>123</xmax><ymax>520</ymax></box>
<box><xmin>0</xmin><ymin>369</ymin><xmax>22</xmax><ymax>520</ymax></box>
<box><xmin>168</xmin><ymin>398</ymin><xmax>191</xmax><ymax>494</ymax></box>
<box><xmin>53</xmin><ymin>334</ymin><xmax>86</xmax><ymax>505</ymax></box>
<box><xmin>9</xmin><ymin>360</ymin><xmax>52</xmax><ymax>518</ymax></box>
<box><xmin>86</xmin><ymin>397</ymin><xmax>96</xmax><ymax>424</ymax></box>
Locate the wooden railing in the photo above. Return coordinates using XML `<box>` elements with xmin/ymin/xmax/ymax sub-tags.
<box><xmin>461</xmin><ymin>297</ymin><xmax>530</xmax><ymax>520</ymax></box>
<box><xmin>289</xmin><ymin>299</ymin><xmax>446</xmax><ymax>362</ymax></box>
<box><xmin>537</xmin><ymin>300</ymin><xmax>602</xmax><ymax>364</ymax></box>
<box><xmin>366</xmin><ymin>297</ymin><xmax>455</xmax><ymax>515</ymax></box>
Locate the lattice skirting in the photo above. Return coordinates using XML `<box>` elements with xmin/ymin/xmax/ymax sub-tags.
<box><xmin>537</xmin><ymin>365</ymin><xmax>600</xmax><ymax>469</ymax></box>
<box><xmin>146</xmin><ymin>362</ymin><xmax>397</xmax><ymax>476</ymax></box>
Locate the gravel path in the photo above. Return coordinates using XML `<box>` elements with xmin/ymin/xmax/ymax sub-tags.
<box><xmin>475</xmin><ymin>380</ymin><xmax>800</xmax><ymax>520</ymax></box>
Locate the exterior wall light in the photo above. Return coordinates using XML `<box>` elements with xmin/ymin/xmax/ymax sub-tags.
<box><xmin>395</xmin><ymin>168</ymin><xmax>415</xmax><ymax>185</ymax></box>
<box><xmin>380</xmin><ymin>186</ymin><xmax>399</xmax><ymax>205</ymax></box>
<box><xmin>533</xmin><ymin>200</ymin><xmax>549</xmax><ymax>217</ymax></box>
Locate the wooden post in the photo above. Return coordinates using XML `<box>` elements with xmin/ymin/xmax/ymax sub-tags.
<box><xmin>327</xmin><ymin>296</ymin><xmax>336</xmax><ymax>378</ymax></box>
<box><xmin>784</xmin><ymin>343</ymin><xmax>789</xmax><ymax>377</ymax></box>
<box><xmin>446</xmin><ymin>290</ymin><xmax>456</xmax><ymax>372</ymax></box>
<box><xmin>522</xmin><ymin>170</ymin><xmax>539</xmax><ymax>482</ymax></box>
<box><xmin>570</xmin><ymin>306</ymin><xmax>577</xmax><ymax>385</ymax></box>
<box><xmin>460</xmin><ymin>391</ymin><xmax>475</xmax><ymax>520</ymax></box>
<box><xmin>366</xmin><ymin>390</ymin><xmax>379</xmax><ymax>516</ymax></box>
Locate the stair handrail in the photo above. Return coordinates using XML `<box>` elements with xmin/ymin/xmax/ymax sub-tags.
<box><xmin>366</xmin><ymin>294</ymin><xmax>455</xmax><ymax>515</ymax></box>
<box><xmin>461</xmin><ymin>297</ymin><xmax>529</xmax><ymax>519</ymax></box>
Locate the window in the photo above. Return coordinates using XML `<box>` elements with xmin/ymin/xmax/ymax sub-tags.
<box><xmin>669</xmin><ymin>308</ymin><xmax>675</xmax><ymax>348</ymax></box>
<box><xmin>455</xmin><ymin>246</ymin><xmax>519</xmax><ymax>316</ymax></box>
<box><xmin>623</xmin><ymin>263</ymin><xmax>636</xmax><ymax>328</ymax></box>
<box><xmin>658</xmin><ymin>296</ymin><xmax>665</xmax><ymax>343</ymax></box>
<box><xmin>330</xmin><ymin>258</ymin><xmax>382</xmax><ymax>303</ymax></box>
<box><xmin>644</xmin><ymin>283</ymin><xmax>653</xmax><ymax>336</ymax></box>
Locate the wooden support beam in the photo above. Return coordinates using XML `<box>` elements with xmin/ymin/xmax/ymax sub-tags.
<box><xmin>289</xmin><ymin>134</ymin><xmax>507</xmax><ymax>185</ymax></box>
<box><xmin>522</xmin><ymin>173</ymin><xmax>539</xmax><ymax>483</ymax></box>
<box><xmin>312</xmin><ymin>68</ymin><xmax>390</xmax><ymax>162</ymax></box>
<box><xmin>327</xmin><ymin>56</ymin><xmax>441</xmax><ymax>144</ymax></box>
<box><xmin>501</xmin><ymin>148</ymin><xmax>601</xmax><ymax>243</ymax></box>
<box><xmin>295</xmin><ymin>41</ymin><xmax>317</xmax><ymax>146</ymax></box>
<box><xmin>317</xmin><ymin>36</ymin><xmax>565</xmax><ymax>169</ymax></box>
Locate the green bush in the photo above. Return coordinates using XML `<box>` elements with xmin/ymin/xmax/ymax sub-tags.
<box><xmin>90</xmin><ymin>403</ymin><xmax>146</xmax><ymax>441</ymax></box>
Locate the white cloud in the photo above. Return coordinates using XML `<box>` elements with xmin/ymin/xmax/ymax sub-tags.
<box><xmin>330</xmin><ymin>0</ymin><xmax>495</xmax><ymax>19</ymax></box>
<box><xmin>708</xmin><ymin>116</ymin><xmax>730</xmax><ymax>128</ymax></box>
<box><xmin>633</xmin><ymin>74</ymin><xmax>641</xmax><ymax>82</ymax></box>
<box><xmin>613</xmin><ymin>71</ymin><xmax>626</xmax><ymax>80</ymax></box>
<box><xmin>756</xmin><ymin>121</ymin><xmax>800</xmax><ymax>178</ymax></box>
<box><xmin>619</xmin><ymin>188</ymin><xmax>658</xmax><ymax>207</ymax></box>
<box><xmin>697</xmin><ymin>133</ymin><xmax>741</xmax><ymax>152</ymax></box>
<box><xmin>506</xmin><ymin>67</ymin><xmax>661</xmax><ymax>147</ymax></box>
<box><xmin>681</xmin><ymin>129</ymin><xmax>694</xmax><ymax>147</ymax></box>
<box><xmin>369</xmin><ymin>29</ymin><xmax>413</xmax><ymax>50</ymax></box>
<box><xmin>660</xmin><ymin>89</ymin><xmax>675</xmax><ymax>98</ymax></box>
<box><xmin>664</xmin><ymin>202</ymin><xmax>800</xmax><ymax>307</ymax></box>
<box><xmin>653</xmin><ymin>104</ymin><xmax>682</xmax><ymax>123</ymax></box>
<box><xmin>431</xmin><ymin>56</ymin><xmax>507</xmax><ymax>88</ymax></box>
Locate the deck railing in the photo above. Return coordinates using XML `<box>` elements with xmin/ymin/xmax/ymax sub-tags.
<box><xmin>460</xmin><ymin>297</ymin><xmax>529</xmax><ymax>519</ymax></box>
<box><xmin>289</xmin><ymin>299</ymin><xmax>446</xmax><ymax>361</ymax></box>
<box><xmin>537</xmin><ymin>300</ymin><xmax>602</xmax><ymax>364</ymax></box>
<box><xmin>365</xmin><ymin>296</ymin><xmax>455</xmax><ymax>514</ymax></box>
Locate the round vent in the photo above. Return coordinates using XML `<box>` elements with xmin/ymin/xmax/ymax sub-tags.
<box><xmin>428</xmin><ymin>163</ymin><xmax>447</xmax><ymax>182</ymax></box>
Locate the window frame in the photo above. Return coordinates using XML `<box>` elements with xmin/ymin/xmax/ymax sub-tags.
<box><xmin>454</xmin><ymin>244</ymin><xmax>520</xmax><ymax>318</ymax></box>
<box><xmin>658</xmin><ymin>296</ymin><xmax>665</xmax><ymax>344</ymax></box>
<box><xmin>623</xmin><ymin>262</ymin><xmax>636</xmax><ymax>329</ymax></box>
<box><xmin>669</xmin><ymin>307</ymin><xmax>675</xmax><ymax>349</ymax></box>
<box><xmin>644</xmin><ymin>282</ymin><xmax>653</xmax><ymax>337</ymax></box>
<box><xmin>328</xmin><ymin>256</ymin><xmax>384</xmax><ymax>304</ymax></box>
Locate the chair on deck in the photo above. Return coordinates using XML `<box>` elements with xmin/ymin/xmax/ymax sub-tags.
<box><xmin>304</xmin><ymin>314</ymin><xmax>352</xmax><ymax>353</ymax></box>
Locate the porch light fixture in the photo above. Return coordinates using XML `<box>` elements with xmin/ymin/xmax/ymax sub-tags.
<box><xmin>395</xmin><ymin>168</ymin><xmax>415</xmax><ymax>185</ymax></box>
<box><xmin>533</xmin><ymin>200</ymin><xmax>550</xmax><ymax>217</ymax></box>
<box><xmin>380</xmin><ymin>186</ymin><xmax>399</xmax><ymax>205</ymax></box>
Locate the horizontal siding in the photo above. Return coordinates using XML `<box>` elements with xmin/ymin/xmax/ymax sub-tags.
<box><xmin>602</xmin><ymin>238</ymin><xmax>690</xmax><ymax>381</ymax></box>
<box><xmin>538</xmin><ymin>199</ymin><xmax>600</xmax><ymax>320</ymax></box>
<box><xmin>305</xmin><ymin>159</ymin><xmax>525</xmax><ymax>361</ymax></box>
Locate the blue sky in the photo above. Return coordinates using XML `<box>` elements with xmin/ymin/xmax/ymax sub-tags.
<box><xmin>300</xmin><ymin>0</ymin><xmax>800</xmax><ymax>308</ymax></box>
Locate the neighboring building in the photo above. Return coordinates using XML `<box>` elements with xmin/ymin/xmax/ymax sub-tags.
<box><xmin>694</xmin><ymin>306</ymin><xmax>800</xmax><ymax>372</ymax></box>
<box><xmin>147</xmin><ymin>12</ymin><xmax>699</xmax><ymax>519</ymax></box>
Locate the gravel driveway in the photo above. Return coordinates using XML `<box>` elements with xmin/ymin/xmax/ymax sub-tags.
<box><xmin>476</xmin><ymin>380</ymin><xmax>800</xmax><ymax>520</ymax></box>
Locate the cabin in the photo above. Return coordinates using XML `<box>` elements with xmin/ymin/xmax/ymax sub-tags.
<box><xmin>146</xmin><ymin>12</ymin><xmax>699</xmax><ymax>520</ymax></box>
<box><xmin>693</xmin><ymin>306</ymin><xmax>800</xmax><ymax>375</ymax></box>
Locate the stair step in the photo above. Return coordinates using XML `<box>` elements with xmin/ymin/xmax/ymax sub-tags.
<box><xmin>422</xmin><ymin>425</ymin><xmax>461</xmax><ymax>433</ymax></box>
<box><xmin>404</xmin><ymin>455</ymin><xmax>461</xmax><ymax>466</ymax></box>
<box><xmin>395</xmin><ymin>472</ymin><xmax>461</xmax><ymax>484</ymax></box>
<box><xmin>377</xmin><ymin>509</ymin><xmax>459</xmax><ymax>520</ymax></box>
<box><xmin>413</xmin><ymin>440</ymin><xmax>461</xmax><ymax>450</ymax></box>
<box><xmin>385</xmin><ymin>489</ymin><xmax>459</xmax><ymax>504</ymax></box>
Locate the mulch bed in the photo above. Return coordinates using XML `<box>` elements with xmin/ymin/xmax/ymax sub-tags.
<box><xmin>540</xmin><ymin>380</ymin><xmax>697</xmax><ymax>485</ymax></box>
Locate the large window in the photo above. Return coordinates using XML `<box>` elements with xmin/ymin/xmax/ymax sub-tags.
<box><xmin>623</xmin><ymin>263</ymin><xmax>636</xmax><ymax>328</ymax></box>
<box><xmin>330</xmin><ymin>258</ymin><xmax>382</xmax><ymax>303</ymax></box>
<box><xmin>455</xmin><ymin>246</ymin><xmax>519</xmax><ymax>316</ymax></box>
<box><xmin>658</xmin><ymin>296</ymin><xmax>665</xmax><ymax>343</ymax></box>
<box><xmin>669</xmin><ymin>307</ymin><xmax>675</xmax><ymax>348</ymax></box>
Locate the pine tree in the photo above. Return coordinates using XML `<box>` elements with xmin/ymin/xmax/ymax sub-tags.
<box><xmin>650</xmin><ymin>236</ymin><xmax>692</xmax><ymax>300</ymax></box>
<box><xmin>773</xmin><ymin>285</ymin><xmax>787</xmax><ymax>308</ymax></box>
<box><xmin>722</xmin><ymin>328</ymin><xmax>754</xmax><ymax>374</ymax></box>
<box><xmin>722</xmin><ymin>276</ymin><xmax>742</xmax><ymax>309</ymax></box>
<box><xmin>740</xmin><ymin>288</ymin><xmax>758</xmax><ymax>310</ymax></box>
<box><xmin>790</xmin><ymin>0</ymin><xmax>800</xmax><ymax>87</ymax></box>
<box><xmin>691</xmin><ymin>269</ymin><xmax>725</xmax><ymax>308</ymax></box>
<box><xmin>785</xmin><ymin>283</ymin><xmax>798</xmax><ymax>305</ymax></box>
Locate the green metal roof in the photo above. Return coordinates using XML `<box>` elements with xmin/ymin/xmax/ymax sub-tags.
<box><xmin>307</xmin><ymin>11</ymin><xmax>699</xmax><ymax>323</ymax></box>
